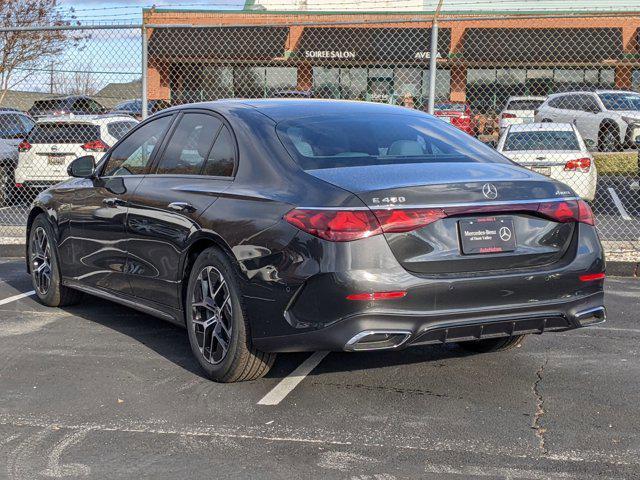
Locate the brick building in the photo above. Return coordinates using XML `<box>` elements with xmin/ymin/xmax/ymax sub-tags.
<box><xmin>143</xmin><ymin>7</ymin><xmax>640</xmax><ymax>114</ymax></box>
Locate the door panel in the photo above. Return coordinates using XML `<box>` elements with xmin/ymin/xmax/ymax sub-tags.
<box><xmin>125</xmin><ymin>177</ymin><xmax>230</xmax><ymax>307</ymax></box>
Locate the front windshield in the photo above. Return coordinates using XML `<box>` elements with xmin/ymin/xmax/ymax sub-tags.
<box><xmin>504</xmin><ymin>130</ymin><xmax>580</xmax><ymax>151</ymax></box>
<box><xmin>598</xmin><ymin>93</ymin><xmax>640</xmax><ymax>111</ymax></box>
<box><xmin>276</xmin><ymin>113</ymin><xmax>509</xmax><ymax>170</ymax></box>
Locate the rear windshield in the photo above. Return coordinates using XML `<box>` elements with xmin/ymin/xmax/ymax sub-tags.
<box><xmin>504</xmin><ymin>131</ymin><xmax>579</xmax><ymax>151</ymax></box>
<box><xmin>27</xmin><ymin>123</ymin><xmax>100</xmax><ymax>144</ymax></box>
<box><xmin>107</xmin><ymin>121</ymin><xmax>137</xmax><ymax>140</ymax></box>
<box><xmin>30</xmin><ymin>100</ymin><xmax>67</xmax><ymax>115</ymax></box>
<box><xmin>506</xmin><ymin>99</ymin><xmax>544</xmax><ymax>111</ymax></box>
<box><xmin>276</xmin><ymin>113</ymin><xmax>509</xmax><ymax>170</ymax></box>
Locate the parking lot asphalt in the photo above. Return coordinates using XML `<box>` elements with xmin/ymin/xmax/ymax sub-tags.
<box><xmin>0</xmin><ymin>257</ymin><xmax>639</xmax><ymax>479</ymax></box>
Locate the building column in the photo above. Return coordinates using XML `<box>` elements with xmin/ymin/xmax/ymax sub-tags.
<box><xmin>614</xmin><ymin>65</ymin><xmax>632</xmax><ymax>90</ymax></box>
<box><xmin>297</xmin><ymin>63</ymin><xmax>313</xmax><ymax>91</ymax></box>
<box><xmin>148</xmin><ymin>61</ymin><xmax>171</xmax><ymax>101</ymax></box>
<box><xmin>450</xmin><ymin>64</ymin><xmax>467</xmax><ymax>102</ymax></box>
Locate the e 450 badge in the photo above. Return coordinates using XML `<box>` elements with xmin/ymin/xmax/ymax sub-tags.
<box><xmin>372</xmin><ymin>196</ymin><xmax>406</xmax><ymax>205</ymax></box>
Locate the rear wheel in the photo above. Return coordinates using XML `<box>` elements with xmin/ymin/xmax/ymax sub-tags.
<box><xmin>28</xmin><ymin>214</ymin><xmax>83</xmax><ymax>307</ymax></box>
<box><xmin>185</xmin><ymin>247</ymin><xmax>275</xmax><ymax>382</ymax></box>
<box><xmin>457</xmin><ymin>335</ymin><xmax>527</xmax><ymax>353</ymax></box>
<box><xmin>598</xmin><ymin>124</ymin><xmax>620</xmax><ymax>152</ymax></box>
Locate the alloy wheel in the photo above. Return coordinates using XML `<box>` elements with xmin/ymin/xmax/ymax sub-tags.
<box><xmin>30</xmin><ymin>226</ymin><xmax>52</xmax><ymax>295</ymax></box>
<box><xmin>191</xmin><ymin>266</ymin><xmax>233</xmax><ymax>365</ymax></box>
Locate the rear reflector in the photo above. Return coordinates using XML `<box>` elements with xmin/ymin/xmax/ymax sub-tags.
<box><xmin>579</xmin><ymin>272</ymin><xmax>605</xmax><ymax>282</ymax></box>
<box><xmin>564</xmin><ymin>157</ymin><xmax>591</xmax><ymax>172</ymax></box>
<box><xmin>346</xmin><ymin>291</ymin><xmax>407</xmax><ymax>301</ymax></box>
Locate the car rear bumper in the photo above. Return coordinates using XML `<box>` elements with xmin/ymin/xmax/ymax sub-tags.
<box><xmin>253</xmin><ymin>291</ymin><xmax>605</xmax><ymax>352</ymax></box>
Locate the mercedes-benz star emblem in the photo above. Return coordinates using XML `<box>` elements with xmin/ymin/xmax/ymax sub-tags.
<box><xmin>499</xmin><ymin>226</ymin><xmax>512</xmax><ymax>242</ymax></box>
<box><xmin>482</xmin><ymin>183</ymin><xmax>498</xmax><ymax>199</ymax></box>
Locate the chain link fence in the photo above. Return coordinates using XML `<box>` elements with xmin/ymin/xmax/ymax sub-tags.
<box><xmin>1</xmin><ymin>14</ymin><xmax>639</xmax><ymax>260</ymax></box>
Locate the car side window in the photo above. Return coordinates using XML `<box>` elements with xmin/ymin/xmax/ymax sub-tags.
<box><xmin>155</xmin><ymin>113</ymin><xmax>222</xmax><ymax>175</ymax></box>
<box><xmin>102</xmin><ymin>115</ymin><xmax>172</xmax><ymax>177</ymax></box>
<box><xmin>0</xmin><ymin>114</ymin><xmax>26</xmax><ymax>139</ymax></box>
<box><xmin>202</xmin><ymin>125</ymin><xmax>236</xmax><ymax>177</ymax></box>
<box><xmin>578</xmin><ymin>95</ymin><xmax>600</xmax><ymax>113</ymax></box>
<box><xmin>548</xmin><ymin>97</ymin><xmax>563</xmax><ymax>109</ymax></box>
<box><xmin>107</xmin><ymin>121</ymin><xmax>138</xmax><ymax>141</ymax></box>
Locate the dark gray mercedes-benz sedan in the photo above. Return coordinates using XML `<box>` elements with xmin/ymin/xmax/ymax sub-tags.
<box><xmin>26</xmin><ymin>99</ymin><xmax>605</xmax><ymax>382</ymax></box>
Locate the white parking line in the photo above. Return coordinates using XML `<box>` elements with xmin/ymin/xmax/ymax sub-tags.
<box><xmin>258</xmin><ymin>351</ymin><xmax>329</xmax><ymax>406</ymax></box>
<box><xmin>0</xmin><ymin>290</ymin><xmax>36</xmax><ymax>306</ymax></box>
<box><xmin>607</xmin><ymin>187</ymin><xmax>632</xmax><ymax>221</ymax></box>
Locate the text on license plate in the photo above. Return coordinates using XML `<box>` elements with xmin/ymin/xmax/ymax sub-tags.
<box><xmin>47</xmin><ymin>156</ymin><xmax>66</xmax><ymax>165</ymax></box>
<box><xmin>459</xmin><ymin>217</ymin><xmax>517</xmax><ymax>255</ymax></box>
<box><xmin>530</xmin><ymin>166</ymin><xmax>551</xmax><ymax>176</ymax></box>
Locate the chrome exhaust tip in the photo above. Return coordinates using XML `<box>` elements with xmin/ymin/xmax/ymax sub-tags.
<box><xmin>575</xmin><ymin>306</ymin><xmax>606</xmax><ymax>327</ymax></box>
<box><xmin>345</xmin><ymin>330</ymin><xmax>412</xmax><ymax>351</ymax></box>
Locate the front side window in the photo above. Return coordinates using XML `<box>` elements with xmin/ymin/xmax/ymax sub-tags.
<box><xmin>503</xmin><ymin>130</ymin><xmax>580</xmax><ymax>151</ymax></box>
<box><xmin>575</xmin><ymin>95</ymin><xmax>600</xmax><ymax>113</ymax></box>
<box><xmin>155</xmin><ymin>113</ymin><xmax>222</xmax><ymax>175</ymax></box>
<box><xmin>598</xmin><ymin>92</ymin><xmax>640</xmax><ymax>111</ymax></box>
<box><xmin>277</xmin><ymin>113</ymin><xmax>509</xmax><ymax>170</ymax></box>
<box><xmin>102</xmin><ymin>115</ymin><xmax>172</xmax><ymax>177</ymax></box>
<box><xmin>0</xmin><ymin>114</ymin><xmax>28</xmax><ymax>139</ymax></box>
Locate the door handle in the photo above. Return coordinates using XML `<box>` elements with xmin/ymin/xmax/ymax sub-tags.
<box><xmin>168</xmin><ymin>201</ymin><xmax>196</xmax><ymax>213</ymax></box>
<box><xmin>103</xmin><ymin>197</ymin><xmax>127</xmax><ymax>208</ymax></box>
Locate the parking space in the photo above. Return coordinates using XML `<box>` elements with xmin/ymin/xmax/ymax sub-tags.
<box><xmin>0</xmin><ymin>257</ymin><xmax>639</xmax><ymax>479</ymax></box>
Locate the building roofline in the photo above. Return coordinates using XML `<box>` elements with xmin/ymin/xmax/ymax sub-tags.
<box><xmin>142</xmin><ymin>7</ymin><xmax>640</xmax><ymax>17</ymax></box>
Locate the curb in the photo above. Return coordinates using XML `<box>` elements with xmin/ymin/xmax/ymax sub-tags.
<box><xmin>0</xmin><ymin>244</ymin><xmax>25</xmax><ymax>259</ymax></box>
<box><xmin>1</xmin><ymin>243</ymin><xmax>637</xmax><ymax>277</ymax></box>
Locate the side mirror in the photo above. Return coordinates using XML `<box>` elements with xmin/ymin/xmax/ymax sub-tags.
<box><xmin>635</xmin><ymin>136</ymin><xmax>640</xmax><ymax>148</ymax></box>
<box><xmin>67</xmin><ymin>155</ymin><xmax>95</xmax><ymax>178</ymax></box>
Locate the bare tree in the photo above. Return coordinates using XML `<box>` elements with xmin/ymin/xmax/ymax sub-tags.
<box><xmin>52</xmin><ymin>64</ymin><xmax>100</xmax><ymax>96</ymax></box>
<box><xmin>0</xmin><ymin>0</ymin><xmax>81</xmax><ymax>105</ymax></box>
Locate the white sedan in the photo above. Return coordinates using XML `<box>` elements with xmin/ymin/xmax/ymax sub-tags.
<box><xmin>497</xmin><ymin>123</ymin><xmax>597</xmax><ymax>202</ymax></box>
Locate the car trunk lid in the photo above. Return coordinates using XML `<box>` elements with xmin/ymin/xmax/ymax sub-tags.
<box><xmin>307</xmin><ymin>162</ymin><xmax>578</xmax><ymax>274</ymax></box>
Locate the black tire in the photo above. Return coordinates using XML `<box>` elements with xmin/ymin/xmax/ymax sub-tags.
<box><xmin>28</xmin><ymin>214</ymin><xmax>83</xmax><ymax>307</ymax></box>
<box><xmin>541</xmin><ymin>118</ymin><xmax>553</xmax><ymax>123</ymax></box>
<box><xmin>185</xmin><ymin>247</ymin><xmax>275</xmax><ymax>382</ymax></box>
<box><xmin>0</xmin><ymin>164</ymin><xmax>14</xmax><ymax>208</ymax></box>
<box><xmin>457</xmin><ymin>335</ymin><xmax>527</xmax><ymax>353</ymax></box>
<box><xmin>598</xmin><ymin>124</ymin><xmax>621</xmax><ymax>152</ymax></box>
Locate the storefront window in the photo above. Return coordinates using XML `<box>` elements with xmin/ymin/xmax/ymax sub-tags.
<box><xmin>633</xmin><ymin>70</ymin><xmax>640</xmax><ymax>92</ymax></box>
<box><xmin>265</xmin><ymin>67</ymin><xmax>297</xmax><ymax>94</ymax></box>
<box><xmin>313</xmin><ymin>67</ymin><xmax>341</xmax><ymax>98</ymax></box>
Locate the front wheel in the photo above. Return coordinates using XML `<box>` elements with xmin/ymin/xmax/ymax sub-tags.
<box><xmin>457</xmin><ymin>335</ymin><xmax>527</xmax><ymax>353</ymax></box>
<box><xmin>28</xmin><ymin>214</ymin><xmax>83</xmax><ymax>307</ymax></box>
<box><xmin>185</xmin><ymin>247</ymin><xmax>275</xmax><ymax>382</ymax></box>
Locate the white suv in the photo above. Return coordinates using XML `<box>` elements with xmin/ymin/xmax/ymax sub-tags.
<box><xmin>535</xmin><ymin>90</ymin><xmax>640</xmax><ymax>152</ymax></box>
<box><xmin>15</xmin><ymin>114</ymin><xmax>137</xmax><ymax>190</ymax></box>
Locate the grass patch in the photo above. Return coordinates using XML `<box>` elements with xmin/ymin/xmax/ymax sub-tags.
<box><xmin>594</xmin><ymin>152</ymin><xmax>638</xmax><ymax>175</ymax></box>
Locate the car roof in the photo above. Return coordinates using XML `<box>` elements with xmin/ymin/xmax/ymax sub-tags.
<box><xmin>35</xmin><ymin>114</ymin><xmax>137</xmax><ymax>124</ymax></box>
<box><xmin>594</xmin><ymin>90</ymin><xmax>639</xmax><ymax>95</ymax></box>
<box><xmin>507</xmin><ymin>122</ymin><xmax>575</xmax><ymax>132</ymax></box>
<box><xmin>162</xmin><ymin>99</ymin><xmax>430</xmax><ymax>123</ymax></box>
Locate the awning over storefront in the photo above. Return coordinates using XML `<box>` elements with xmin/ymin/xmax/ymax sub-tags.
<box><xmin>296</xmin><ymin>27</ymin><xmax>451</xmax><ymax>62</ymax></box>
<box><xmin>148</xmin><ymin>27</ymin><xmax>289</xmax><ymax>60</ymax></box>
<box><xmin>462</xmin><ymin>28</ymin><xmax>623</xmax><ymax>63</ymax></box>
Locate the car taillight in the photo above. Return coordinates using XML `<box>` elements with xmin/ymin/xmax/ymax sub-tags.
<box><xmin>284</xmin><ymin>209</ymin><xmax>381</xmax><ymax>242</ymax></box>
<box><xmin>564</xmin><ymin>157</ymin><xmax>591</xmax><ymax>172</ymax></box>
<box><xmin>501</xmin><ymin>112</ymin><xmax>517</xmax><ymax>119</ymax></box>
<box><xmin>538</xmin><ymin>199</ymin><xmax>595</xmax><ymax>226</ymax></box>
<box><xmin>346</xmin><ymin>291</ymin><xmax>407</xmax><ymax>301</ymax></box>
<box><xmin>371</xmin><ymin>208</ymin><xmax>446</xmax><ymax>233</ymax></box>
<box><xmin>579</xmin><ymin>272</ymin><xmax>605</xmax><ymax>282</ymax></box>
<box><xmin>82</xmin><ymin>139</ymin><xmax>110</xmax><ymax>152</ymax></box>
<box><xmin>18</xmin><ymin>140</ymin><xmax>31</xmax><ymax>152</ymax></box>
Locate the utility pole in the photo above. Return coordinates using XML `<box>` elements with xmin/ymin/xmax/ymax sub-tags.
<box><xmin>427</xmin><ymin>0</ymin><xmax>445</xmax><ymax>114</ymax></box>
<box><xmin>49</xmin><ymin>62</ymin><xmax>54</xmax><ymax>94</ymax></box>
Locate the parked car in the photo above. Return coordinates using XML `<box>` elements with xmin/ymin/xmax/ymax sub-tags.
<box><xmin>111</xmin><ymin>99</ymin><xmax>172</xmax><ymax>120</ymax></box>
<box><xmin>497</xmin><ymin>123</ymin><xmax>597</xmax><ymax>202</ymax></box>
<box><xmin>498</xmin><ymin>96</ymin><xmax>546</xmax><ymax>135</ymax></box>
<box><xmin>0</xmin><ymin>110</ymin><xmax>35</xmax><ymax>206</ymax></box>
<box><xmin>28</xmin><ymin>96</ymin><xmax>106</xmax><ymax>118</ymax></box>
<box><xmin>15</xmin><ymin>114</ymin><xmax>137</xmax><ymax>193</ymax></box>
<box><xmin>535</xmin><ymin>90</ymin><xmax>640</xmax><ymax>151</ymax></box>
<box><xmin>433</xmin><ymin>102</ymin><xmax>477</xmax><ymax>136</ymax></box>
<box><xmin>26</xmin><ymin>100</ymin><xmax>605</xmax><ymax>383</ymax></box>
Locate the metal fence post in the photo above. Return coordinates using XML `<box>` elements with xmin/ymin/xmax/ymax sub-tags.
<box><xmin>427</xmin><ymin>21</ymin><xmax>438</xmax><ymax>115</ymax></box>
<box><xmin>141</xmin><ymin>24</ymin><xmax>149</xmax><ymax>120</ymax></box>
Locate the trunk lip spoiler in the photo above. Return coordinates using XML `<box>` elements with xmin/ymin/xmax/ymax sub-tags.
<box><xmin>297</xmin><ymin>197</ymin><xmax>581</xmax><ymax>211</ymax></box>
